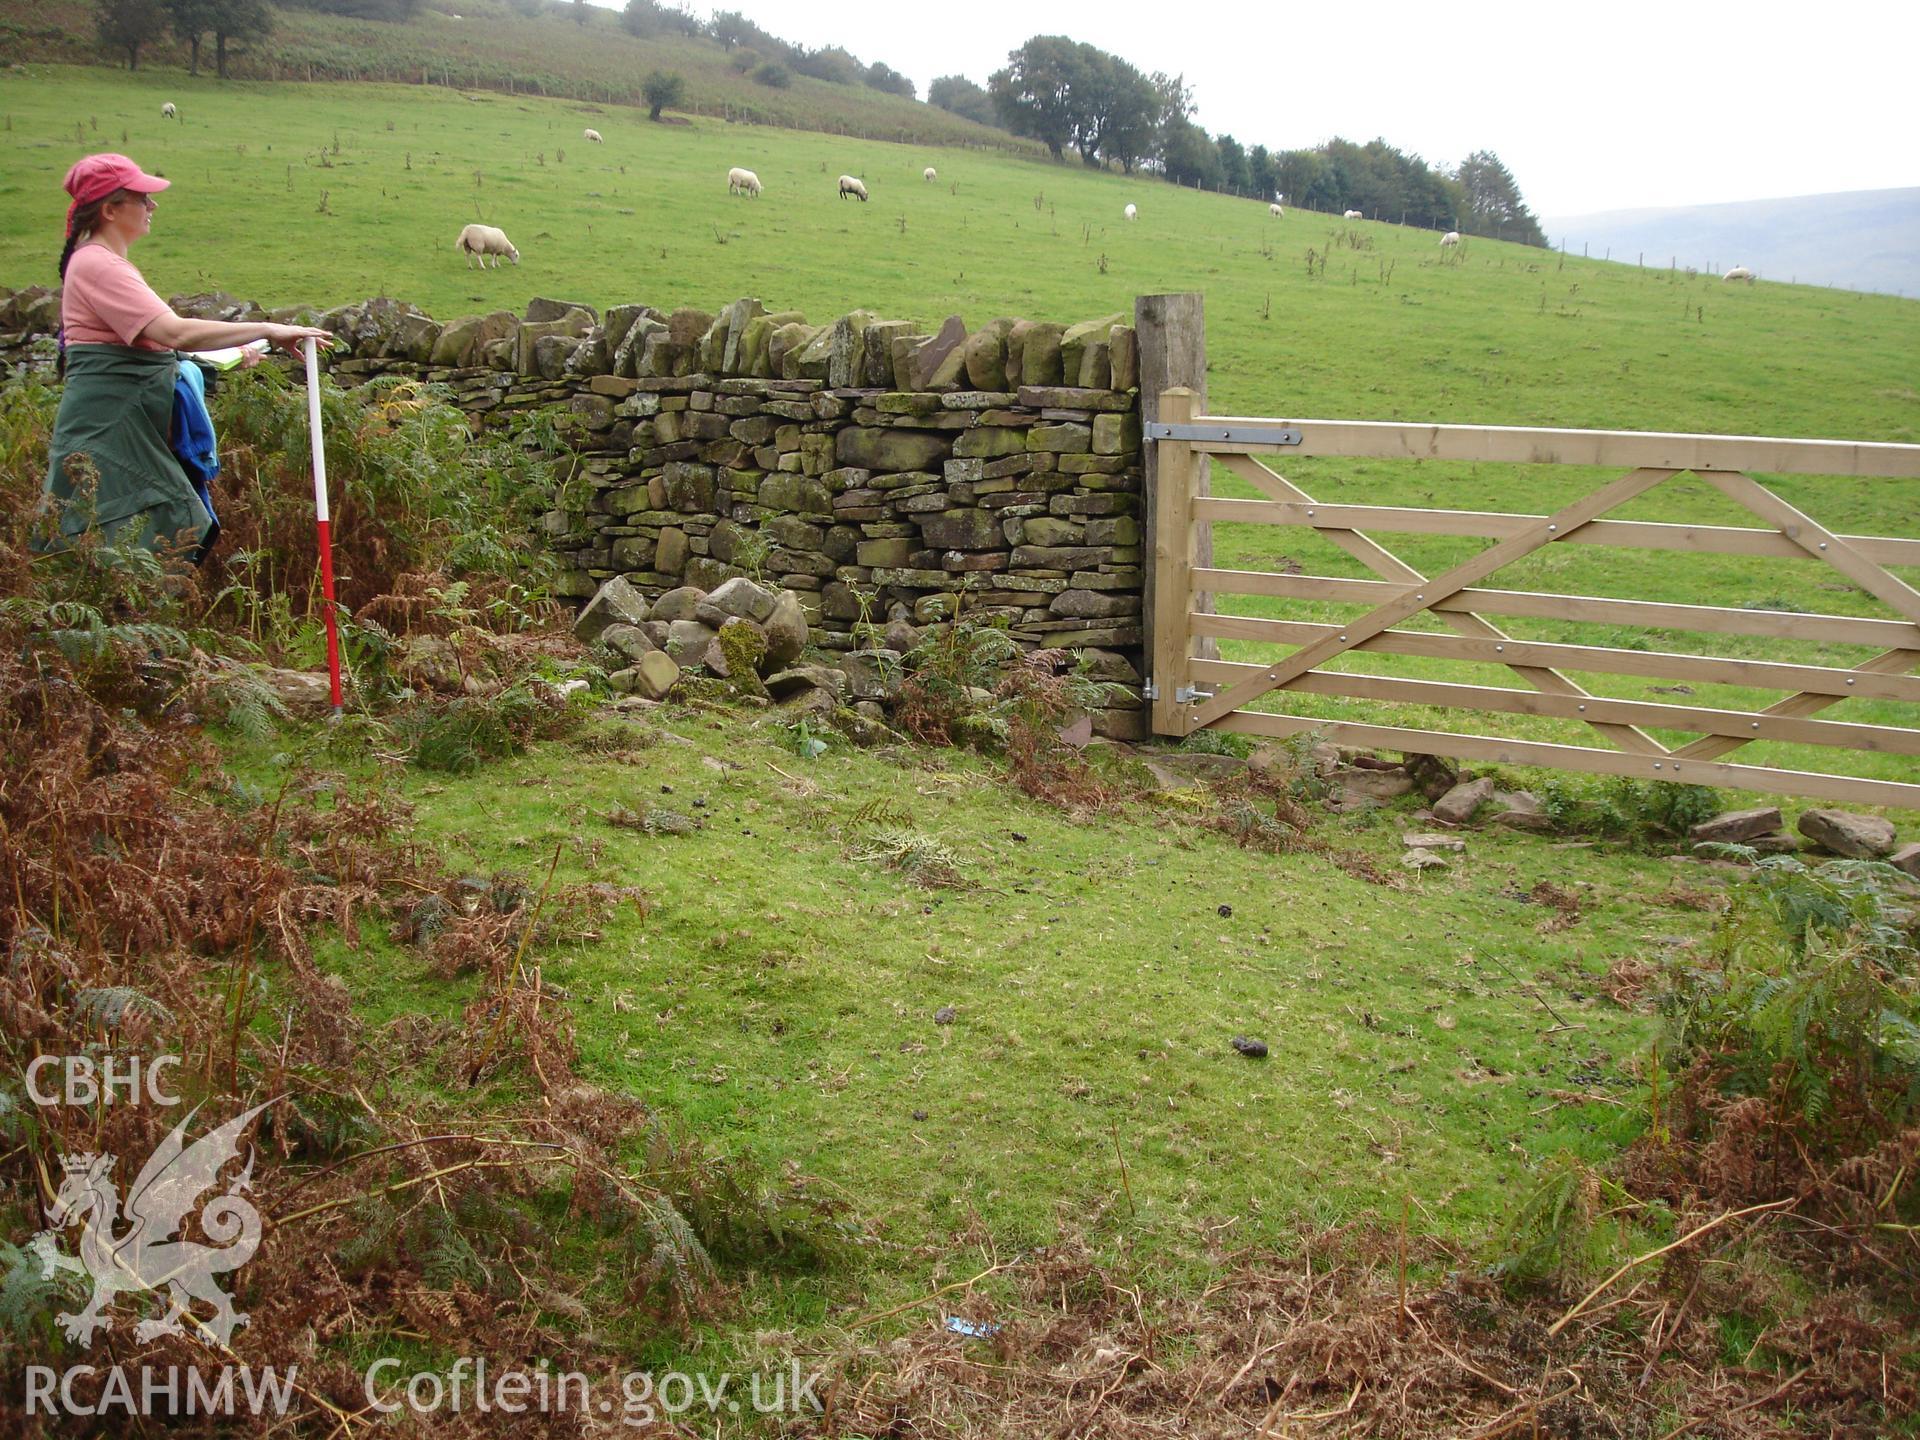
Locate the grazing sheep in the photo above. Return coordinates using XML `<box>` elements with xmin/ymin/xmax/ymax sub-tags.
<box><xmin>838</xmin><ymin>174</ymin><xmax>869</xmax><ymax>202</ymax></box>
<box><xmin>583</xmin><ymin>128</ymin><xmax>603</xmax><ymax>143</ymax></box>
<box><xmin>1123</xmin><ymin>203</ymin><xmax>1137</xmax><ymax>221</ymax></box>
<box><xmin>728</xmin><ymin>166</ymin><xmax>762</xmax><ymax>197</ymax></box>
<box><xmin>1269</xmin><ymin>202</ymin><xmax>1283</xmax><ymax>217</ymax></box>
<box><xmin>923</xmin><ymin>166</ymin><xmax>937</xmax><ymax>182</ymax></box>
<box><xmin>1723</xmin><ymin>265</ymin><xmax>1755</xmax><ymax>283</ymax></box>
<box><xmin>454</xmin><ymin>223</ymin><xmax>520</xmax><ymax>269</ymax></box>
<box><xmin>161</xmin><ymin>102</ymin><xmax>177</xmax><ymax>119</ymax></box>
<box><xmin>1440</xmin><ymin>231</ymin><xmax>1461</xmax><ymax>246</ymax></box>
<box><xmin>1343</xmin><ymin>209</ymin><xmax>1363</xmax><ymax>220</ymax></box>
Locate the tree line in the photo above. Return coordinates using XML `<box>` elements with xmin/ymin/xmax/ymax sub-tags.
<box><xmin>621</xmin><ymin>1</ymin><xmax>916</xmax><ymax>99</ymax></box>
<box><xmin>932</xmin><ymin>34</ymin><xmax>1546</xmax><ymax>245</ymax></box>
<box><xmin>95</xmin><ymin>0</ymin><xmax>276</xmax><ymax>77</ymax></box>
<box><xmin>90</xmin><ymin>0</ymin><xmax>922</xmax><ymax>106</ymax></box>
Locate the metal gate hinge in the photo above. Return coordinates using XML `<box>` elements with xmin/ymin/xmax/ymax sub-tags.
<box><xmin>1144</xmin><ymin>680</ymin><xmax>1209</xmax><ymax>704</ymax></box>
<box><xmin>1145</xmin><ymin>421</ymin><xmax>1303</xmax><ymax>446</ymax></box>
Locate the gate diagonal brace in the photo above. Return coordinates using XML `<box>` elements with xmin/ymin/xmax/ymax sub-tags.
<box><xmin>1669</xmin><ymin>470</ymin><xmax>1920</xmax><ymax>762</ymax></box>
<box><xmin>1188</xmin><ymin>466</ymin><xmax>1680</xmax><ymax>731</ymax></box>
<box><xmin>1205</xmin><ymin>453</ymin><xmax>1669</xmax><ymax>754</ymax></box>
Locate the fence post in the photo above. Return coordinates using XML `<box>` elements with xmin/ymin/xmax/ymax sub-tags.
<box><xmin>1136</xmin><ymin>291</ymin><xmax>1212</xmax><ymax>700</ymax></box>
<box><xmin>1149</xmin><ymin>387</ymin><xmax>1199</xmax><ymax>737</ymax></box>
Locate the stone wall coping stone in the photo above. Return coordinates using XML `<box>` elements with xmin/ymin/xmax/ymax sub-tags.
<box><xmin>1016</xmin><ymin>386</ymin><xmax>1134</xmax><ymax>411</ymax></box>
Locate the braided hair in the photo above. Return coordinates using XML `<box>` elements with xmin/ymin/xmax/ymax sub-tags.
<box><xmin>58</xmin><ymin>193</ymin><xmax>120</xmax><ymax>279</ymax></box>
<box><xmin>56</xmin><ymin>191</ymin><xmax>123</xmax><ymax>378</ymax></box>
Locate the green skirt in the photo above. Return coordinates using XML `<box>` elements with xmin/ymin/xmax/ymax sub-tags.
<box><xmin>44</xmin><ymin>343</ymin><xmax>214</xmax><ymax>559</ymax></box>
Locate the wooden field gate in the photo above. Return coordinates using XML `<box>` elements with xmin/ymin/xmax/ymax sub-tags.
<box><xmin>1140</xmin><ymin>372</ymin><xmax>1920</xmax><ymax>812</ymax></box>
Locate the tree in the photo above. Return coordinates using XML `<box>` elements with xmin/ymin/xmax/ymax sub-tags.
<box><xmin>620</xmin><ymin>0</ymin><xmax>666</xmax><ymax>36</ymax></box>
<box><xmin>571</xmin><ymin>0</ymin><xmax>585</xmax><ymax>24</ymax></box>
<box><xmin>793</xmin><ymin>45</ymin><xmax>862</xmax><ymax>86</ymax></box>
<box><xmin>1248</xmin><ymin>144</ymin><xmax>1277</xmax><ymax>202</ymax></box>
<box><xmin>753</xmin><ymin>61</ymin><xmax>791</xmax><ymax>89</ymax></box>
<box><xmin>641</xmin><ymin>69</ymin><xmax>684</xmax><ymax>121</ymax></box>
<box><xmin>1097</xmin><ymin>59</ymin><xmax>1159</xmax><ymax>174</ymax></box>
<box><xmin>709</xmin><ymin>8</ymin><xmax>767</xmax><ymax>51</ymax></box>
<box><xmin>863</xmin><ymin>60</ymin><xmax>914</xmax><ymax>99</ymax></box>
<box><xmin>1215</xmin><ymin>133</ymin><xmax>1249</xmax><ymax>194</ymax></box>
<box><xmin>207</xmin><ymin>0</ymin><xmax>271</xmax><ymax>79</ymax></box>
<box><xmin>1455</xmin><ymin>150</ymin><xmax>1545</xmax><ymax>246</ymax></box>
<box><xmin>1149</xmin><ymin>70</ymin><xmax>1195</xmax><ymax>133</ymax></box>
<box><xmin>1160</xmin><ymin>118</ymin><xmax>1220</xmax><ymax>188</ymax></box>
<box><xmin>988</xmin><ymin>35</ymin><xmax>1085</xmax><ymax>160</ymax></box>
<box><xmin>96</xmin><ymin>0</ymin><xmax>166</xmax><ymax>70</ymax></box>
<box><xmin>928</xmin><ymin>75</ymin><xmax>995</xmax><ymax>127</ymax></box>
<box><xmin>1274</xmin><ymin>148</ymin><xmax>1337</xmax><ymax>211</ymax></box>
<box><xmin>164</xmin><ymin>0</ymin><xmax>216</xmax><ymax>74</ymax></box>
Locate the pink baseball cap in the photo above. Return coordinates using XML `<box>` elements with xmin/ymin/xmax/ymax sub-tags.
<box><xmin>63</xmin><ymin>153</ymin><xmax>170</xmax><ymax>234</ymax></box>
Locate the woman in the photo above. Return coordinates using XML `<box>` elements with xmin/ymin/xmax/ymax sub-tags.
<box><xmin>46</xmin><ymin>153</ymin><xmax>335</xmax><ymax>561</ymax></box>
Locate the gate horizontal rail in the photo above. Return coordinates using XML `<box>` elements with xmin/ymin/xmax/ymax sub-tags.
<box><xmin>1147</xmin><ymin>389</ymin><xmax>1920</xmax><ymax>811</ymax></box>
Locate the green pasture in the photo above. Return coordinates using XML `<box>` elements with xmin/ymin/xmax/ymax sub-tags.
<box><xmin>276</xmin><ymin>706</ymin><xmax>1716</xmax><ymax>1324</ymax></box>
<box><xmin>4</xmin><ymin>65</ymin><xmax>1916</xmax><ymax>796</ymax></box>
<box><xmin>4</xmin><ymin>66</ymin><xmax>1913</xmax><ymax>431</ymax></box>
<box><xmin>0</xmin><ymin>0</ymin><xmax>1027</xmax><ymax>147</ymax></box>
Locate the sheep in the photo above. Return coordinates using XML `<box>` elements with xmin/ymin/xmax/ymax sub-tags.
<box><xmin>727</xmin><ymin>166</ymin><xmax>762</xmax><ymax>197</ymax></box>
<box><xmin>1269</xmin><ymin>202</ymin><xmax>1283</xmax><ymax>217</ymax></box>
<box><xmin>583</xmin><ymin>128</ymin><xmax>603</xmax><ymax>144</ymax></box>
<box><xmin>923</xmin><ymin>166</ymin><xmax>937</xmax><ymax>182</ymax></box>
<box><xmin>838</xmin><ymin>174</ymin><xmax>869</xmax><ymax>202</ymax></box>
<box><xmin>1124</xmin><ymin>203</ymin><xmax>1137</xmax><ymax>221</ymax></box>
<box><xmin>1440</xmin><ymin>231</ymin><xmax>1460</xmax><ymax>246</ymax></box>
<box><xmin>1723</xmin><ymin>265</ymin><xmax>1755</xmax><ymax>283</ymax></box>
<box><xmin>455</xmin><ymin>223</ymin><xmax>520</xmax><ymax>269</ymax></box>
<box><xmin>161</xmin><ymin>102</ymin><xmax>177</xmax><ymax>119</ymax></box>
<box><xmin>1343</xmin><ymin>209</ymin><xmax>1364</xmax><ymax>220</ymax></box>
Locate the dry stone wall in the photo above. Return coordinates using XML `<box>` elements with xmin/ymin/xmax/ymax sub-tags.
<box><xmin>0</xmin><ymin>285</ymin><xmax>1152</xmax><ymax>737</ymax></box>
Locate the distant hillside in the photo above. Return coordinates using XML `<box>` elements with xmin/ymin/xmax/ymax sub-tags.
<box><xmin>0</xmin><ymin>0</ymin><xmax>1037</xmax><ymax>153</ymax></box>
<box><xmin>1542</xmin><ymin>188</ymin><xmax>1920</xmax><ymax>297</ymax></box>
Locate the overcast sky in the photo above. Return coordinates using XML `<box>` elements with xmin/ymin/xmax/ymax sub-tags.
<box><xmin>629</xmin><ymin>0</ymin><xmax>1919</xmax><ymax>218</ymax></box>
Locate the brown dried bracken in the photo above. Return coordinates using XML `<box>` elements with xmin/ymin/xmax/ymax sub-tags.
<box><xmin>804</xmin><ymin>1218</ymin><xmax>1913</xmax><ymax>1439</ymax></box>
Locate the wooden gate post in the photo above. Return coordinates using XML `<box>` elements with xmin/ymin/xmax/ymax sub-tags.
<box><xmin>1136</xmin><ymin>292</ymin><xmax>1212</xmax><ymax>727</ymax></box>
<box><xmin>1150</xmin><ymin>387</ymin><xmax>1200</xmax><ymax>737</ymax></box>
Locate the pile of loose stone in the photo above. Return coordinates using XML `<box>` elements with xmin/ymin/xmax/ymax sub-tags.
<box><xmin>1687</xmin><ymin>804</ymin><xmax>1917</xmax><ymax>874</ymax></box>
<box><xmin>570</xmin><ymin>573</ymin><xmax>896</xmax><ymax>734</ymax></box>
<box><xmin>1248</xmin><ymin>745</ymin><xmax>1920</xmax><ymax>876</ymax></box>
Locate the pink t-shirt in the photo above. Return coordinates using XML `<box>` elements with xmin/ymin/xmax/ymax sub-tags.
<box><xmin>61</xmin><ymin>244</ymin><xmax>172</xmax><ymax>349</ymax></box>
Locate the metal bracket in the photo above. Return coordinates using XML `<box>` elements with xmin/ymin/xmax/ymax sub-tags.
<box><xmin>1145</xmin><ymin>680</ymin><xmax>1212</xmax><ymax>703</ymax></box>
<box><xmin>1145</xmin><ymin>421</ymin><xmax>1303</xmax><ymax>446</ymax></box>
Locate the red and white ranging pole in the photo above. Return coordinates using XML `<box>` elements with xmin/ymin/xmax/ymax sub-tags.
<box><xmin>302</xmin><ymin>337</ymin><xmax>344</xmax><ymax>715</ymax></box>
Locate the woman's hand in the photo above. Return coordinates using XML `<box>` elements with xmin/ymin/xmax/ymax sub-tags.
<box><xmin>264</xmin><ymin>324</ymin><xmax>337</xmax><ymax>359</ymax></box>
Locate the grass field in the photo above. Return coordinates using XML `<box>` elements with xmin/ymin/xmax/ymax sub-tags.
<box><xmin>4</xmin><ymin>65</ymin><xmax>1916</xmax><ymax>794</ymax></box>
<box><xmin>0</xmin><ymin>0</ymin><xmax>1030</xmax><ymax>147</ymax></box>
<box><xmin>236</xmin><ymin>704</ymin><xmax>1716</xmax><ymax>1334</ymax></box>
